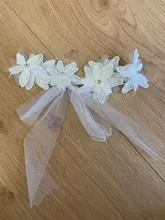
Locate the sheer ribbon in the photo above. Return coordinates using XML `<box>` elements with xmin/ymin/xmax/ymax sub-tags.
<box><xmin>17</xmin><ymin>86</ymin><xmax>163</xmax><ymax>207</ymax></box>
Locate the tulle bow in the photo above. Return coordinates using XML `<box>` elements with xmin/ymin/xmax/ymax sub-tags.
<box><xmin>17</xmin><ymin>86</ymin><xmax>162</xmax><ymax>207</ymax></box>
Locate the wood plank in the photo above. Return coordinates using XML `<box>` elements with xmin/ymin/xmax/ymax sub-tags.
<box><xmin>0</xmin><ymin>0</ymin><xmax>165</xmax><ymax>220</ymax></box>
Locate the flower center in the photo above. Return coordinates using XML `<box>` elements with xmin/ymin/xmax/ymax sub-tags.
<box><xmin>24</xmin><ymin>63</ymin><xmax>29</xmax><ymax>68</ymax></box>
<box><xmin>96</xmin><ymin>79</ymin><xmax>101</xmax><ymax>84</ymax></box>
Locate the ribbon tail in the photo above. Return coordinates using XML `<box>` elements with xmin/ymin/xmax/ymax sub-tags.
<box><xmin>83</xmin><ymin>94</ymin><xmax>163</xmax><ymax>160</ymax></box>
<box><xmin>17</xmin><ymin>87</ymin><xmax>61</xmax><ymax>125</ymax></box>
<box><xmin>24</xmin><ymin>90</ymin><xmax>68</xmax><ymax>207</ymax></box>
<box><xmin>69</xmin><ymin>90</ymin><xmax>112</xmax><ymax>141</ymax></box>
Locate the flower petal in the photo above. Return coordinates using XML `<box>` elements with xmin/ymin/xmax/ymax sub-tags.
<box><xmin>102</xmin><ymin>62</ymin><xmax>114</xmax><ymax>71</ymax></box>
<box><xmin>98</xmin><ymin>91</ymin><xmax>107</xmax><ymax>103</ymax></box>
<box><xmin>93</xmin><ymin>84</ymin><xmax>101</xmax><ymax>99</ymax></box>
<box><xmin>109</xmin><ymin>56</ymin><xmax>120</xmax><ymax>70</ymax></box>
<box><xmin>100</xmin><ymin>68</ymin><xmax>113</xmax><ymax>80</ymax></box>
<box><xmin>29</xmin><ymin>54</ymin><xmax>35</xmax><ymax>58</ymax></box>
<box><xmin>38</xmin><ymin>54</ymin><xmax>44</xmax><ymax>66</ymax></box>
<box><xmin>65</xmin><ymin>68</ymin><xmax>78</xmax><ymax>76</ymax></box>
<box><xmin>133</xmin><ymin>75</ymin><xmax>139</xmax><ymax>91</ymax></box>
<box><xmin>137</xmin><ymin>62</ymin><xmax>143</xmax><ymax>71</ymax></box>
<box><xmin>36</xmin><ymin>75</ymin><xmax>49</xmax><ymax>90</ymax></box>
<box><xmin>57</xmin><ymin>75</ymin><xmax>71</xmax><ymax>89</ymax></box>
<box><xmin>88</xmin><ymin>61</ymin><xmax>103</xmax><ymax>70</ymax></box>
<box><xmin>138</xmin><ymin>74</ymin><xmax>149</xmax><ymax>88</ymax></box>
<box><xmin>49</xmin><ymin>75</ymin><xmax>62</xmax><ymax>87</ymax></box>
<box><xmin>47</xmin><ymin>67</ymin><xmax>59</xmax><ymax>76</ymax></box>
<box><xmin>122</xmin><ymin>79</ymin><xmax>134</xmax><ymax>94</ymax></box>
<box><xmin>57</xmin><ymin>60</ymin><xmax>65</xmax><ymax>73</ymax></box>
<box><xmin>27</xmin><ymin>54</ymin><xmax>42</xmax><ymax>65</ymax></box>
<box><xmin>25</xmin><ymin>74</ymin><xmax>35</xmax><ymax>90</ymax></box>
<box><xmin>65</xmin><ymin>62</ymin><xmax>78</xmax><ymax>70</ymax></box>
<box><xmin>84</xmin><ymin>66</ymin><xmax>92</xmax><ymax>77</ymax></box>
<box><xmin>9</xmin><ymin>65</ymin><xmax>24</xmax><ymax>75</ymax></box>
<box><xmin>138</xmin><ymin>73</ymin><xmax>148</xmax><ymax>84</ymax></box>
<box><xmin>108</xmin><ymin>76</ymin><xmax>123</xmax><ymax>87</ymax></box>
<box><xmin>139</xmin><ymin>81</ymin><xmax>149</xmax><ymax>89</ymax></box>
<box><xmin>43</xmin><ymin>60</ymin><xmax>56</xmax><ymax>70</ymax></box>
<box><xmin>103</xmin><ymin>59</ymin><xmax>109</xmax><ymax>66</ymax></box>
<box><xmin>117</xmin><ymin>64</ymin><xmax>136</xmax><ymax>78</ymax></box>
<box><xmin>130</xmin><ymin>49</ymin><xmax>139</xmax><ymax>65</ymax></box>
<box><xmin>88</xmin><ymin>61</ymin><xmax>98</xmax><ymax>70</ymax></box>
<box><xmin>19</xmin><ymin>69</ymin><xmax>30</xmax><ymax>87</ymax></box>
<box><xmin>93</xmin><ymin>65</ymin><xmax>101</xmax><ymax>80</ymax></box>
<box><xmin>102</xmin><ymin>81</ymin><xmax>112</xmax><ymax>95</ymax></box>
<box><xmin>101</xmin><ymin>55</ymin><xmax>109</xmax><ymax>65</ymax></box>
<box><xmin>16</xmin><ymin>53</ymin><xmax>25</xmax><ymax>65</ymax></box>
<box><xmin>30</xmin><ymin>65</ymin><xmax>48</xmax><ymax>78</ymax></box>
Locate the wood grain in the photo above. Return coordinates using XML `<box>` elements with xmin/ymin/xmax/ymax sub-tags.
<box><xmin>1</xmin><ymin>0</ymin><xmax>165</xmax><ymax>219</ymax></box>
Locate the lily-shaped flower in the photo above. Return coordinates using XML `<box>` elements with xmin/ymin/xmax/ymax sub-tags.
<box><xmin>9</xmin><ymin>53</ymin><xmax>49</xmax><ymax>90</ymax></box>
<box><xmin>80</xmin><ymin>56</ymin><xmax>123</xmax><ymax>103</ymax></box>
<box><xmin>117</xmin><ymin>49</ymin><xmax>149</xmax><ymax>94</ymax></box>
<box><xmin>47</xmin><ymin>60</ymin><xmax>79</xmax><ymax>89</ymax></box>
<box><xmin>34</xmin><ymin>60</ymin><xmax>56</xmax><ymax>90</ymax></box>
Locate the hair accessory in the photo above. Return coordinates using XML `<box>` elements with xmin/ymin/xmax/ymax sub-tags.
<box><xmin>9</xmin><ymin>50</ymin><xmax>162</xmax><ymax>207</ymax></box>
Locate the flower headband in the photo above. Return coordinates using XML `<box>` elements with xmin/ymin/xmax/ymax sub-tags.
<box><xmin>9</xmin><ymin>49</ymin><xmax>161</xmax><ymax>207</ymax></box>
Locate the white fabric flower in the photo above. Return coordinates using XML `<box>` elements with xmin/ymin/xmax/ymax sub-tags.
<box><xmin>117</xmin><ymin>49</ymin><xmax>149</xmax><ymax>94</ymax></box>
<box><xmin>47</xmin><ymin>60</ymin><xmax>79</xmax><ymax>89</ymax></box>
<box><xmin>80</xmin><ymin>56</ymin><xmax>123</xmax><ymax>103</ymax></box>
<box><xmin>9</xmin><ymin>53</ymin><xmax>49</xmax><ymax>90</ymax></box>
<box><xmin>34</xmin><ymin>60</ymin><xmax>56</xmax><ymax>90</ymax></box>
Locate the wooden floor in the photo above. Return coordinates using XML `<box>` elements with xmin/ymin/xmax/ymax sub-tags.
<box><xmin>1</xmin><ymin>0</ymin><xmax>165</xmax><ymax>219</ymax></box>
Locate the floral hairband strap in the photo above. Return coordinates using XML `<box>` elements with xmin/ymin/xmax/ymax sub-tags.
<box><xmin>9</xmin><ymin>49</ymin><xmax>163</xmax><ymax>207</ymax></box>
